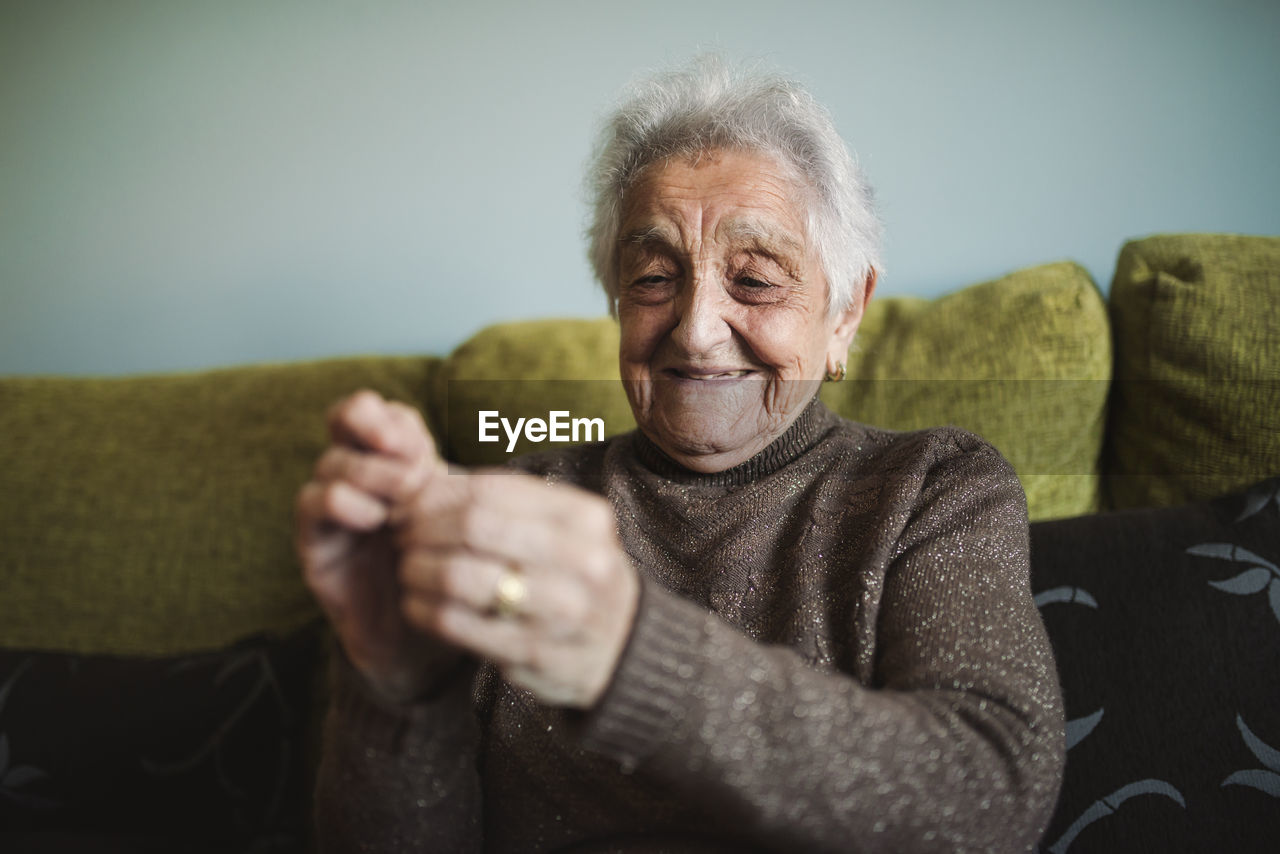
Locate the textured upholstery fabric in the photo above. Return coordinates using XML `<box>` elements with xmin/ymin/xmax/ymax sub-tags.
<box><xmin>0</xmin><ymin>357</ymin><xmax>439</xmax><ymax>655</ymax></box>
<box><xmin>1105</xmin><ymin>234</ymin><xmax>1280</xmax><ymax>509</ymax></box>
<box><xmin>1031</xmin><ymin>478</ymin><xmax>1280</xmax><ymax>853</ymax></box>
<box><xmin>438</xmin><ymin>261</ymin><xmax>1111</xmax><ymax>520</ymax></box>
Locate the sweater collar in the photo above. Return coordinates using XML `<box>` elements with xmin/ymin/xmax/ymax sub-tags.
<box><xmin>632</xmin><ymin>396</ymin><xmax>833</xmax><ymax>487</ymax></box>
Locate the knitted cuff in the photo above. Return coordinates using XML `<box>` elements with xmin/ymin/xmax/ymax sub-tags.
<box><xmin>577</xmin><ymin>576</ymin><xmax>710</xmax><ymax>771</ymax></box>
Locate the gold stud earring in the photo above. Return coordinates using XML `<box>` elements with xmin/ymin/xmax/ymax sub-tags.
<box><xmin>824</xmin><ymin>361</ymin><xmax>846</xmax><ymax>383</ymax></box>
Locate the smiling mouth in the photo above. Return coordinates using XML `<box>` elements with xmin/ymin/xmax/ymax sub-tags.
<box><xmin>665</xmin><ymin>368</ymin><xmax>754</xmax><ymax>380</ymax></box>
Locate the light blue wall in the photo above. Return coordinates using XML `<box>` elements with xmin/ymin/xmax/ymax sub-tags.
<box><xmin>3</xmin><ymin>0</ymin><xmax>1277</xmax><ymax>375</ymax></box>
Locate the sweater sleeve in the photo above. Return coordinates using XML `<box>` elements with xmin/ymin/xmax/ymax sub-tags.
<box><xmin>314</xmin><ymin>653</ymin><xmax>484</xmax><ymax>854</ymax></box>
<box><xmin>574</xmin><ymin>440</ymin><xmax>1065</xmax><ymax>853</ymax></box>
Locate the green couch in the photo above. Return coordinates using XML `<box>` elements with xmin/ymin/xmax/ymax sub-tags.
<box><xmin>1</xmin><ymin>233</ymin><xmax>1277</xmax><ymax>852</ymax></box>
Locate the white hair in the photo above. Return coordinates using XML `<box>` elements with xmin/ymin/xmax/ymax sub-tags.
<box><xmin>586</xmin><ymin>55</ymin><xmax>882</xmax><ymax>316</ymax></box>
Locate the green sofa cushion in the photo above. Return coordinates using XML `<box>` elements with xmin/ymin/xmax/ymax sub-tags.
<box><xmin>0</xmin><ymin>357</ymin><xmax>440</xmax><ymax>655</ymax></box>
<box><xmin>1105</xmin><ymin>234</ymin><xmax>1280</xmax><ymax>509</ymax></box>
<box><xmin>438</xmin><ymin>261</ymin><xmax>1111</xmax><ymax>520</ymax></box>
<box><xmin>826</xmin><ymin>261</ymin><xmax>1110</xmax><ymax>520</ymax></box>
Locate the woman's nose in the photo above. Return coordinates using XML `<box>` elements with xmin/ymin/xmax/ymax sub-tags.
<box><xmin>671</xmin><ymin>276</ymin><xmax>732</xmax><ymax>355</ymax></box>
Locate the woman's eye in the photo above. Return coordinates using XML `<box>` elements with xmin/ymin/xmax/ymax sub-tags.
<box><xmin>623</xmin><ymin>274</ymin><xmax>676</xmax><ymax>305</ymax></box>
<box><xmin>737</xmin><ymin>276</ymin><xmax>773</xmax><ymax>289</ymax></box>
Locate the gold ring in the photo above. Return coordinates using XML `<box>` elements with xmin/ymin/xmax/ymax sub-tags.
<box><xmin>492</xmin><ymin>566</ymin><xmax>527</xmax><ymax>619</ymax></box>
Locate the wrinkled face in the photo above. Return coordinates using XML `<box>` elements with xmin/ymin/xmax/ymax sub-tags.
<box><xmin>616</xmin><ymin>149</ymin><xmax>870</xmax><ymax>473</ymax></box>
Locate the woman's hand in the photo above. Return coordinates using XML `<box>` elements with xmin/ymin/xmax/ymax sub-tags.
<box><xmin>396</xmin><ymin>461</ymin><xmax>641</xmax><ymax>709</ymax></box>
<box><xmin>296</xmin><ymin>391</ymin><xmax>460</xmax><ymax>704</ymax></box>
<box><xmin>298</xmin><ymin>389</ymin><xmax>640</xmax><ymax>710</ymax></box>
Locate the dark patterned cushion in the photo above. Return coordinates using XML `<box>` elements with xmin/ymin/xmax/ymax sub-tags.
<box><xmin>0</xmin><ymin>625</ymin><xmax>321</xmax><ymax>853</ymax></box>
<box><xmin>1031</xmin><ymin>478</ymin><xmax>1280</xmax><ymax>853</ymax></box>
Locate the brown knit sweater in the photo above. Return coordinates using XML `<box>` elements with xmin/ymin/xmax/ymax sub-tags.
<box><xmin>316</xmin><ymin>401</ymin><xmax>1065</xmax><ymax>853</ymax></box>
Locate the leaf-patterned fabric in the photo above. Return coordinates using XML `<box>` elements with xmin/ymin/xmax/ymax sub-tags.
<box><xmin>1031</xmin><ymin>478</ymin><xmax>1280</xmax><ymax>853</ymax></box>
<box><xmin>0</xmin><ymin>627</ymin><xmax>320</xmax><ymax>850</ymax></box>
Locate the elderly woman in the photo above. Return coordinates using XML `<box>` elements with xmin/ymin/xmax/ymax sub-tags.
<box><xmin>296</xmin><ymin>59</ymin><xmax>1065</xmax><ymax>852</ymax></box>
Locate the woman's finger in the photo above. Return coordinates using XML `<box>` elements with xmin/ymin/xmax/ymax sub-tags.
<box><xmin>403</xmin><ymin>595</ymin><xmax>615</xmax><ymax>708</ymax></box>
<box><xmin>403</xmin><ymin>595</ymin><xmax>529</xmax><ymax>666</ymax></box>
<box><xmin>386</xmin><ymin>399</ymin><xmax>437</xmax><ymax>459</ymax></box>
<box><xmin>295</xmin><ymin>480</ymin><xmax>391</xmax><ymax>627</ymax></box>
<box><xmin>326</xmin><ymin>390</ymin><xmax>437</xmax><ymax>462</ymax></box>
<box><xmin>314</xmin><ymin>445</ymin><xmax>430</xmax><ymax>504</ymax></box>
<box><xmin>399</xmin><ymin>549</ymin><xmax>592</xmax><ymax>633</ymax></box>
<box><xmin>398</xmin><ymin>477</ymin><xmax>618</xmax><ymax>574</ymax></box>
<box><xmin>399</xmin><ymin>550</ymin><xmax>500</xmax><ymax>612</ymax></box>
<box><xmin>296</xmin><ymin>479</ymin><xmax>389</xmax><ymax>540</ymax></box>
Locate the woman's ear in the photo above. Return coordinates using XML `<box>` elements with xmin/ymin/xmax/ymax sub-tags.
<box><xmin>827</xmin><ymin>269</ymin><xmax>877</xmax><ymax>366</ymax></box>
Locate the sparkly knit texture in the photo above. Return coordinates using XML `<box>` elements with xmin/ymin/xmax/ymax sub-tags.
<box><xmin>317</xmin><ymin>401</ymin><xmax>1066</xmax><ymax>853</ymax></box>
